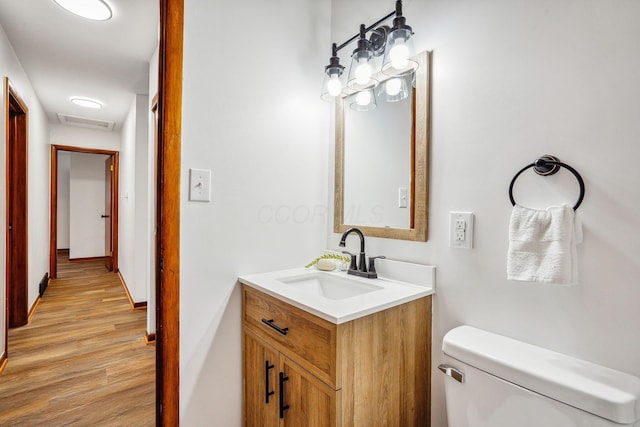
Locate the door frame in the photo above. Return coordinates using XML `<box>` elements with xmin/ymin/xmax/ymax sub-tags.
<box><xmin>49</xmin><ymin>146</ymin><xmax>119</xmax><ymax>279</ymax></box>
<box><xmin>5</xmin><ymin>78</ymin><xmax>29</xmax><ymax>336</ymax></box>
<box><xmin>104</xmin><ymin>156</ymin><xmax>114</xmax><ymax>272</ymax></box>
<box><xmin>157</xmin><ymin>0</ymin><xmax>182</xmax><ymax>423</ymax></box>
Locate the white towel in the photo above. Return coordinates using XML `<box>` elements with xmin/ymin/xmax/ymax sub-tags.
<box><xmin>507</xmin><ymin>204</ymin><xmax>581</xmax><ymax>285</ymax></box>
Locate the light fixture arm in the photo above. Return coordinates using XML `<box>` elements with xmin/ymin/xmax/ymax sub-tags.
<box><xmin>390</xmin><ymin>0</ymin><xmax>412</xmax><ymax>34</ymax></box>
<box><xmin>334</xmin><ymin>8</ymin><xmax>396</xmax><ymax>53</ymax></box>
<box><xmin>395</xmin><ymin>0</ymin><xmax>403</xmax><ymax>17</ymax></box>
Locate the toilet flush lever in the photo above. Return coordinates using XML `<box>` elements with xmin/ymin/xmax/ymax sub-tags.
<box><xmin>438</xmin><ymin>364</ymin><xmax>465</xmax><ymax>383</ymax></box>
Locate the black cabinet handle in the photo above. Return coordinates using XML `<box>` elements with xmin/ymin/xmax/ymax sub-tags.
<box><xmin>279</xmin><ymin>371</ymin><xmax>289</xmax><ymax>419</ymax></box>
<box><xmin>265</xmin><ymin>360</ymin><xmax>275</xmax><ymax>403</ymax></box>
<box><xmin>101</xmin><ymin>215</ymin><xmax>110</xmax><ymax>218</ymax></box>
<box><xmin>261</xmin><ymin>318</ymin><xmax>288</xmax><ymax>335</ymax></box>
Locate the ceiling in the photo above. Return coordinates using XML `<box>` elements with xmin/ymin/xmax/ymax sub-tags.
<box><xmin>0</xmin><ymin>0</ymin><xmax>159</xmax><ymax>131</ymax></box>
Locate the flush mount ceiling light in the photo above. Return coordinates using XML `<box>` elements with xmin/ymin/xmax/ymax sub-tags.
<box><xmin>53</xmin><ymin>0</ymin><xmax>113</xmax><ymax>21</ymax></box>
<box><xmin>321</xmin><ymin>0</ymin><xmax>418</xmax><ymax>108</ymax></box>
<box><xmin>70</xmin><ymin>97</ymin><xmax>103</xmax><ymax>109</ymax></box>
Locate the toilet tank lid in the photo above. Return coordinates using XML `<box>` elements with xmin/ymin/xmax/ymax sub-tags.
<box><xmin>442</xmin><ymin>326</ymin><xmax>640</xmax><ymax>425</ymax></box>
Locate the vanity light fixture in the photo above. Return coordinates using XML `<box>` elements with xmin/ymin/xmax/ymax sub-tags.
<box><xmin>381</xmin><ymin>1</ymin><xmax>418</xmax><ymax>76</ymax></box>
<box><xmin>53</xmin><ymin>0</ymin><xmax>113</xmax><ymax>21</ymax></box>
<box><xmin>321</xmin><ymin>0</ymin><xmax>417</xmax><ymax>108</ymax></box>
<box><xmin>346</xmin><ymin>25</ymin><xmax>379</xmax><ymax>91</ymax></box>
<box><xmin>320</xmin><ymin>43</ymin><xmax>345</xmax><ymax>101</ymax></box>
<box><xmin>349</xmin><ymin>88</ymin><xmax>377</xmax><ymax>111</ymax></box>
<box><xmin>70</xmin><ymin>97</ymin><xmax>103</xmax><ymax>109</ymax></box>
<box><xmin>376</xmin><ymin>73</ymin><xmax>413</xmax><ymax>103</ymax></box>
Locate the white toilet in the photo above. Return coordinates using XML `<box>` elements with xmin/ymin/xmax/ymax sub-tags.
<box><xmin>440</xmin><ymin>326</ymin><xmax>640</xmax><ymax>427</ymax></box>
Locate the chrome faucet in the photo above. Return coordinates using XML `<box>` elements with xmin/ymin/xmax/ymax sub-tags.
<box><xmin>339</xmin><ymin>227</ymin><xmax>381</xmax><ymax>278</ymax></box>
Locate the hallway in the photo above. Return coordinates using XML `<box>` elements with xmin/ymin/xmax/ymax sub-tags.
<box><xmin>0</xmin><ymin>255</ymin><xmax>155</xmax><ymax>425</ymax></box>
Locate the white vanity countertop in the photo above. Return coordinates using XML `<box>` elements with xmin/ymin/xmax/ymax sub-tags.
<box><xmin>238</xmin><ymin>265</ymin><xmax>435</xmax><ymax>324</ymax></box>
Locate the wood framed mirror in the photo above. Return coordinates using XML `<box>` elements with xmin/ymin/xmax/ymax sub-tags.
<box><xmin>334</xmin><ymin>51</ymin><xmax>431</xmax><ymax>241</ymax></box>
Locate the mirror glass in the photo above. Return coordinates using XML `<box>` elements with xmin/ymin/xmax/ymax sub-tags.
<box><xmin>334</xmin><ymin>51</ymin><xmax>430</xmax><ymax>241</ymax></box>
<box><xmin>343</xmin><ymin>91</ymin><xmax>412</xmax><ymax>229</ymax></box>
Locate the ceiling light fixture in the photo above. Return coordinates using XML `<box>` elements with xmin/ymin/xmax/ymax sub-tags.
<box><xmin>321</xmin><ymin>0</ymin><xmax>417</xmax><ymax>109</ymax></box>
<box><xmin>53</xmin><ymin>0</ymin><xmax>113</xmax><ymax>21</ymax></box>
<box><xmin>70</xmin><ymin>97</ymin><xmax>103</xmax><ymax>109</ymax></box>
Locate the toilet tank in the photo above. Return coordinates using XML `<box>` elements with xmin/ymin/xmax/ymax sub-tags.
<box><xmin>440</xmin><ymin>326</ymin><xmax>640</xmax><ymax>427</ymax></box>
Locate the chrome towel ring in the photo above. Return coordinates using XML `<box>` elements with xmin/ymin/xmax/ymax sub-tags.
<box><xmin>509</xmin><ymin>155</ymin><xmax>585</xmax><ymax>211</ymax></box>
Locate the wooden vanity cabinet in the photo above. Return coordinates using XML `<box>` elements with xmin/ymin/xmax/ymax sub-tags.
<box><xmin>242</xmin><ymin>284</ymin><xmax>431</xmax><ymax>427</ymax></box>
<box><xmin>244</xmin><ymin>329</ymin><xmax>340</xmax><ymax>427</ymax></box>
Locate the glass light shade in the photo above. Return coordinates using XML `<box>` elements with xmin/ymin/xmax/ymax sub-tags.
<box><xmin>321</xmin><ymin>69</ymin><xmax>345</xmax><ymax>101</ymax></box>
<box><xmin>376</xmin><ymin>74</ymin><xmax>412</xmax><ymax>103</ymax></box>
<box><xmin>347</xmin><ymin>50</ymin><xmax>378</xmax><ymax>91</ymax></box>
<box><xmin>349</xmin><ymin>88</ymin><xmax>377</xmax><ymax>111</ymax></box>
<box><xmin>54</xmin><ymin>0</ymin><xmax>113</xmax><ymax>21</ymax></box>
<box><xmin>381</xmin><ymin>28</ymin><xmax>418</xmax><ymax>76</ymax></box>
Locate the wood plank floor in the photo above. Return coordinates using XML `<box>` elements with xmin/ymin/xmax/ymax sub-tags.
<box><xmin>0</xmin><ymin>255</ymin><xmax>155</xmax><ymax>426</ymax></box>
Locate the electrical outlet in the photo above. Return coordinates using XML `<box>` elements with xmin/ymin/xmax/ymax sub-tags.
<box><xmin>450</xmin><ymin>212</ymin><xmax>474</xmax><ymax>249</ymax></box>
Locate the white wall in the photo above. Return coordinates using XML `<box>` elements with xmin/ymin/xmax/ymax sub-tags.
<box><xmin>69</xmin><ymin>152</ymin><xmax>109</xmax><ymax>259</ymax></box>
<box><xmin>330</xmin><ymin>1</ymin><xmax>640</xmax><ymax>426</ymax></box>
<box><xmin>147</xmin><ymin>46</ymin><xmax>159</xmax><ymax>335</ymax></box>
<box><xmin>134</xmin><ymin>94</ymin><xmax>149</xmax><ymax>303</ymax></box>
<box><xmin>0</xmin><ymin>24</ymin><xmax>51</xmax><ymax>357</ymax></box>
<box><xmin>57</xmin><ymin>152</ymin><xmax>71</xmax><ymax>249</ymax></box>
<box><xmin>50</xmin><ymin>123</ymin><xmax>121</xmax><ymax>152</ymax></box>
<box><xmin>119</xmin><ymin>99</ymin><xmax>135</xmax><ymax>291</ymax></box>
<box><xmin>179</xmin><ymin>0</ymin><xmax>331</xmax><ymax>424</ymax></box>
<box><xmin>118</xmin><ymin>94</ymin><xmax>150</xmax><ymax>303</ymax></box>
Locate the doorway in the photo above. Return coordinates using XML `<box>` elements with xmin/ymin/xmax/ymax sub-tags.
<box><xmin>1</xmin><ymin>0</ymin><xmax>181</xmax><ymax>424</ymax></box>
<box><xmin>4</xmin><ymin>78</ymin><xmax>29</xmax><ymax>331</ymax></box>
<box><xmin>49</xmin><ymin>146</ymin><xmax>119</xmax><ymax>279</ymax></box>
<box><xmin>46</xmin><ymin>0</ymin><xmax>183</xmax><ymax>420</ymax></box>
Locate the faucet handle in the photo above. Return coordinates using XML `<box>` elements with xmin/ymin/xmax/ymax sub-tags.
<box><xmin>367</xmin><ymin>256</ymin><xmax>386</xmax><ymax>274</ymax></box>
<box><xmin>341</xmin><ymin>251</ymin><xmax>357</xmax><ymax>271</ymax></box>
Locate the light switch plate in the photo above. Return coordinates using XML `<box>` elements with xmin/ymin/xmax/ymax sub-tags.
<box><xmin>450</xmin><ymin>211</ymin><xmax>474</xmax><ymax>249</ymax></box>
<box><xmin>189</xmin><ymin>168</ymin><xmax>211</xmax><ymax>202</ymax></box>
<box><xmin>398</xmin><ymin>187</ymin><xmax>408</xmax><ymax>208</ymax></box>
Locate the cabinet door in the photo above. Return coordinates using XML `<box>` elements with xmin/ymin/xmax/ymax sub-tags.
<box><xmin>280</xmin><ymin>356</ymin><xmax>340</xmax><ymax>427</ymax></box>
<box><xmin>244</xmin><ymin>329</ymin><xmax>279</xmax><ymax>427</ymax></box>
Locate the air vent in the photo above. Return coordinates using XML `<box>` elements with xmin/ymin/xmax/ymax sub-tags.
<box><xmin>57</xmin><ymin>113</ymin><xmax>115</xmax><ymax>131</ymax></box>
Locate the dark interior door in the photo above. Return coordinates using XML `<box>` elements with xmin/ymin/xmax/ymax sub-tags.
<box><xmin>7</xmin><ymin>83</ymin><xmax>29</xmax><ymax>328</ymax></box>
<box><xmin>104</xmin><ymin>156</ymin><xmax>113</xmax><ymax>271</ymax></box>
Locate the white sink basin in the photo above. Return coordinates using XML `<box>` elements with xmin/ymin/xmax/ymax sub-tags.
<box><xmin>276</xmin><ymin>272</ymin><xmax>383</xmax><ymax>300</ymax></box>
<box><xmin>239</xmin><ymin>264</ymin><xmax>435</xmax><ymax>324</ymax></box>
